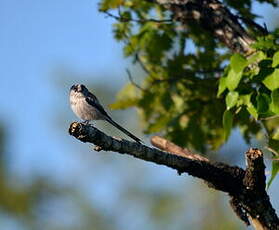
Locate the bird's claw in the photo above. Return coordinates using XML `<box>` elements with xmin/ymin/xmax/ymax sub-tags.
<box><xmin>93</xmin><ymin>145</ymin><xmax>102</xmax><ymax>151</ymax></box>
<box><xmin>82</xmin><ymin>120</ymin><xmax>90</xmax><ymax>125</ymax></box>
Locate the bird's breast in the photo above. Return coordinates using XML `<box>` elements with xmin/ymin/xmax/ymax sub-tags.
<box><xmin>70</xmin><ymin>97</ymin><xmax>103</xmax><ymax>121</ymax></box>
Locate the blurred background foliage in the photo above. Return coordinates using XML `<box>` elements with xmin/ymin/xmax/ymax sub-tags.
<box><xmin>100</xmin><ymin>0</ymin><xmax>279</xmax><ymax>185</ymax></box>
<box><xmin>0</xmin><ymin>1</ymin><xmax>278</xmax><ymax>230</ymax></box>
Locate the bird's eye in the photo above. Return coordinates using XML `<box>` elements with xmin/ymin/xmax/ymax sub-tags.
<box><xmin>71</xmin><ymin>85</ymin><xmax>77</xmax><ymax>92</ymax></box>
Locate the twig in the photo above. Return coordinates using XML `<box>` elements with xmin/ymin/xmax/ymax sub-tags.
<box><xmin>103</xmin><ymin>10</ymin><xmax>173</xmax><ymax>23</ymax></box>
<box><xmin>126</xmin><ymin>68</ymin><xmax>146</xmax><ymax>91</ymax></box>
<box><xmin>135</xmin><ymin>53</ymin><xmax>152</xmax><ymax>75</ymax></box>
<box><xmin>259</xmin><ymin>115</ymin><xmax>279</xmax><ymax>121</ymax></box>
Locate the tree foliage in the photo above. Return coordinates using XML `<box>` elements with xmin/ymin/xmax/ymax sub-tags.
<box><xmin>98</xmin><ymin>0</ymin><xmax>279</xmax><ymax>185</ymax></box>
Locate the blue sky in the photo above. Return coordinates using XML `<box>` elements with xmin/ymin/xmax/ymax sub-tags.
<box><xmin>0</xmin><ymin>0</ymin><xmax>131</xmax><ymax>178</ymax></box>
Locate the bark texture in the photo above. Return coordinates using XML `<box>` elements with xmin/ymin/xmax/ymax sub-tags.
<box><xmin>148</xmin><ymin>0</ymin><xmax>256</xmax><ymax>54</ymax></box>
<box><xmin>69</xmin><ymin>122</ymin><xmax>279</xmax><ymax>230</ymax></box>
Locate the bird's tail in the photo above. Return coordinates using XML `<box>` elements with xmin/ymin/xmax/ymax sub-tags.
<box><xmin>105</xmin><ymin>118</ymin><xmax>142</xmax><ymax>143</ymax></box>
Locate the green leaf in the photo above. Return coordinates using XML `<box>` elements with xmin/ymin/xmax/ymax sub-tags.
<box><xmin>268</xmin><ymin>138</ymin><xmax>279</xmax><ymax>154</ymax></box>
<box><xmin>217</xmin><ymin>77</ymin><xmax>227</xmax><ymax>97</ymax></box>
<box><xmin>99</xmin><ymin>0</ymin><xmax>123</xmax><ymax>11</ymax></box>
<box><xmin>239</xmin><ymin>94</ymin><xmax>252</xmax><ymax>105</ymax></box>
<box><xmin>138</xmin><ymin>28</ymin><xmax>173</xmax><ymax>63</ymax></box>
<box><xmin>109</xmin><ymin>98</ymin><xmax>138</xmax><ymax>109</ymax></box>
<box><xmin>138</xmin><ymin>91</ymin><xmax>157</xmax><ymax>120</ymax></box>
<box><xmin>252</xmin><ymin>35</ymin><xmax>278</xmax><ymax>50</ymax></box>
<box><xmin>272</xmin><ymin>51</ymin><xmax>279</xmax><ymax>68</ymax></box>
<box><xmin>231</xmin><ymin>54</ymin><xmax>248</xmax><ymax>73</ymax></box>
<box><xmin>109</xmin><ymin>83</ymin><xmax>138</xmax><ymax>109</ymax></box>
<box><xmin>161</xmin><ymin>91</ymin><xmax>173</xmax><ymax>110</ymax></box>
<box><xmin>223</xmin><ymin>110</ymin><xmax>233</xmax><ymax>141</ymax></box>
<box><xmin>146</xmin><ymin>115</ymin><xmax>170</xmax><ymax>133</ymax></box>
<box><xmin>113</xmin><ymin>22</ymin><xmax>132</xmax><ymax>41</ymax></box>
<box><xmin>272</xmin><ymin>129</ymin><xmax>279</xmax><ymax>140</ymax></box>
<box><xmin>263</xmin><ymin>69</ymin><xmax>279</xmax><ymax>90</ymax></box>
<box><xmin>226</xmin><ymin>69</ymin><xmax>243</xmax><ymax>91</ymax></box>
<box><xmin>247</xmin><ymin>51</ymin><xmax>266</xmax><ymax>65</ymax></box>
<box><xmin>247</xmin><ymin>104</ymin><xmax>258</xmax><ymax>119</ymax></box>
<box><xmin>267</xmin><ymin>160</ymin><xmax>279</xmax><ymax>189</ymax></box>
<box><xmin>270</xmin><ymin>88</ymin><xmax>279</xmax><ymax>114</ymax></box>
<box><xmin>226</xmin><ymin>91</ymin><xmax>239</xmax><ymax>110</ymax></box>
<box><xmin>256</xmin><ymin>93</ymin><xmax>270</xmax><ymax>114</ymax></box>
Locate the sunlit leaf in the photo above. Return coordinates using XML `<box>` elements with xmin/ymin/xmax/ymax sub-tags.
<box><xmin>99</xmin><ymin>0</ymin><xmax>123</xmax><ymax>11</ymax></box>
<box><xmin>217</xmin><ymin>77</ymin><xmax>227</xmax><ymax>97</ymax></box>
<box><xmin>263</xmin><ymin>69</ymin><xmax>279</xmax><ymax>90</ymax></box>
<box><xmin>226</xmin><ymin>70</ymin><xmax>243</xmax><ymax>91</ymax></box>
<box><xmin>109</xmin><ymin>98</ymin><xmax>138</xmax><ymax>109</ymax></box>
<box><xmin>226</xmin><ymin>91</ymin><xmax>239</xmax><ymax>110</ymax></box>
<box><xmin>109</xmin><ymin>83</ymin><xmax>139</xmax><ymax>109</ymax></box>
<box><xmin>247</xmin><ymin>51</ymin><xmax>266</xmax><ymax>65</ymax></box>
<box><xmin>247</xmin><ymin>107</ymin><xmax>258</xmax><ymax>119</ymax></box>
<box><xmin>231</xmin><ymin>54</ymin><xmax>247</xmax><ymax>73</ymax></box>
<box><xmin>272</xmin><ymin>129</ymin><xmax>279</xmax><ymax>140</ymax></box>
<box><xmin>272</xmin><ymin>51</ymin><xmax>279</xmax><ymax>68</ymax></box>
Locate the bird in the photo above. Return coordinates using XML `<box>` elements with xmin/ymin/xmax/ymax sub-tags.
<box><xmin>69</xmin><ymin>84</ymin><xmax>142</xmax><ymax>143</ymax></box>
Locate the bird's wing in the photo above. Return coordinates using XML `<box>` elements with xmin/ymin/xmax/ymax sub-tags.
<box><xmin>85</xmin><ymin>93</ymin><xmax>111</xmax><ymax>119</ymax></box>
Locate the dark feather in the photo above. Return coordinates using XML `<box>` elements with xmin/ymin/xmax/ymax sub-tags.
<box><xmin>105</xmin><ymin>117</ymin><xmax>142</xmax><ymax>143</ymax></box>
<box><xmin>85</xmin><ymin>96</ymin><xmax>111</xmax><ymax>119</ymax></box>
<box><xmin>85</xmin><ymin>91</ymin><xmax>142</xmax><ymax>143</ymax></box>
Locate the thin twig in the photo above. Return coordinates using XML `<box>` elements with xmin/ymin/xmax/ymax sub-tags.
<box><xmin>126</xmin><ymin>68</ymin><xmax>146</xmax><ymax>91</ymax></box>
<box><xmin>135</xmin><ymin>53</ymin><xmax>152</xmax><ymax>75</ymax></box>
<box><xmin>103</xmin><ymin>11</ymin><xmax>173</xmax><ymax>23</ymax></box>
<box><xmin>260</xmin><ymin>115</ymin><xmax>279</xmax><ymax>121</ymax></box>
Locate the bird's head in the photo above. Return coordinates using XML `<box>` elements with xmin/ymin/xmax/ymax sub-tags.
<box><xmin>70</xmin><ymin>84</ymin><xmax>89</xmax><ymax>94</ymax></box>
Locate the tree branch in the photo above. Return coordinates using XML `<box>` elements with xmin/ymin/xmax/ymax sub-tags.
<box><xmin>68</xmin><ymin>122</ymin><xmax>279</xmax><ymax>229</ymax></box>
<box><xmin>151</xmin><ymin>135</ymin><xmax>209</xmax><ymax>161</ymax></box>
<box><xmin>146</xmin><ymin>0</ymin><xmax>256</xmax><ymax>54</ymax></box>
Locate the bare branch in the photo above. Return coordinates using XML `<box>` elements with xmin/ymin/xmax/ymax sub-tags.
<box><xmin>229</xmin><ymin>197</ymin><xmax>250</xmax><ymax>226</ymax></box>
<box><xmin>237</xmin><ymin>16</ymin><xmax>268</xmax><ymax>35</ymax></box>
<box><xmin>68</xmin><ymin>122</ymin><xmax>245</xmax><ymax>193</ymax></box>
<box><xmin>68</xmin><ymin>122</ymin><xmax>279</xmax><ymax>229</ymax></box>
<box><xmin>147</xmin><ymin>0</ymin><xmax>256</xmax><ymax>54</ymax></box>
<box><xmin>151</xmin><ymin>136</ymin><xmax>208</xmax><ymax>161</ymax></box>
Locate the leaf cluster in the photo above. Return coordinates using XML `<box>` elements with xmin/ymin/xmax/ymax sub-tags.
<box><xmin>98</xmin><ymin>0</ymin><xmax>279</xmax><ymax>183</ymax></box>
<box><xmin>218</xmin><ymin>31</ymin><xmax>279</xmax><ymax>186</ymax></box>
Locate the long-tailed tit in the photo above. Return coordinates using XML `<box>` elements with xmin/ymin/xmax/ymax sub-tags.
<box><xmin>69</xmin><ymin>84</ymin><xmax>142</xmax><ymax>143</ymax></box>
